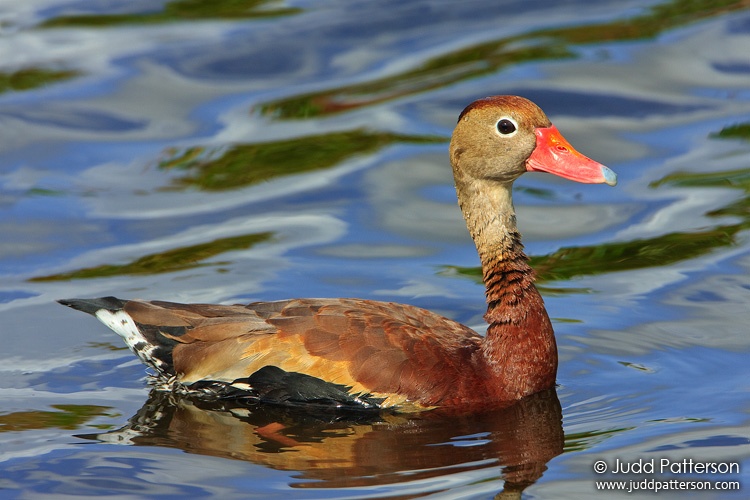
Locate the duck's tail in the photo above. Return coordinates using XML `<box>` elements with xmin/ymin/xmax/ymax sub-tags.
<box><xmin>58</xmin><ymin>297</ymin><xmax>174</xmax><ymax>376</ymax></box>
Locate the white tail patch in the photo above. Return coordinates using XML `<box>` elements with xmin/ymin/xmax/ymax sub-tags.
<box><xmin>94</xmin><ymin>309</ymin><xmax>144</xmax><ymax>349</ymax></box>
<box><xmin>94</xmin><ymin>309</ymin><xmax>168</xmax><ymax>373</ymax></box>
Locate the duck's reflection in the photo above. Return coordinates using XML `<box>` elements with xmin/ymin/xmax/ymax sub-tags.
<box><xmin>79</xmin><ymin>389</ymin><xmax>563</xmax><ymax>496</ymax></box>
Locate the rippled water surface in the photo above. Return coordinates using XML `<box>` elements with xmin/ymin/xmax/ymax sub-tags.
<box><xmin>2</xmin><ymin>1</ymin><xmax>749</xmax><ymax>498</ymax></box>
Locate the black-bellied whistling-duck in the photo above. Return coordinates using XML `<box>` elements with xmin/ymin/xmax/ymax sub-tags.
<box><xmin>60</xmin><ymin>96</ymin><xmax>616</xmax><ymax>413</ymax></box>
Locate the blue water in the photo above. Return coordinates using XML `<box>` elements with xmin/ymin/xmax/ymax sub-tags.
<box><xmin>1</xmin><ymin>1</ymin><xmax>749</xmax><ymax>498</ymax></box>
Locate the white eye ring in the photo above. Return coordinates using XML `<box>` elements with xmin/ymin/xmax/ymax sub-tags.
<box><xmin>495</xmin><ymin>116</ymin><xmax>518</xmax><ymax>137</ymax></box>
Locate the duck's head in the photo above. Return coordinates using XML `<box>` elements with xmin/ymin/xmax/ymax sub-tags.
<box><xmin>450</xmin><ymin>95</ymin><xmax>617</xmax><ymax>187</ymax></box>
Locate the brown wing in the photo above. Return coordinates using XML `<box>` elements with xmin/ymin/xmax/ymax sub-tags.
<box><xmin>122</xmin><ymin>298</ymin><xmax>485</xmax><ymax>409</ymax></box>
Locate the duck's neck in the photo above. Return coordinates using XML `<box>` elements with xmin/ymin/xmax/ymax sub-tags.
<box><xmin>455</xmin><ymin>177</ymin><xmax>558</xmax><ymax>400</ymax></box>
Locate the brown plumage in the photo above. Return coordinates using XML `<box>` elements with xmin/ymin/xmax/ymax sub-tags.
<box><xmin>60</xmin><ymin>96</ymin><xmax>616</xmax><ymax>413</ymax></box>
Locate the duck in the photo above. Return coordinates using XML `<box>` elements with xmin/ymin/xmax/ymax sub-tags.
<box><xmin>60</xmin><ymin>96</ymin><xmax>616</xmax><ymax>413</ymax></box>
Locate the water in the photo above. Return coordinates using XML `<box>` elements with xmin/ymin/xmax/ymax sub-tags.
<box><xmin>1</xmin><ymin>1</ymin><xmax>749</xmax><ymax>498</ymax></box>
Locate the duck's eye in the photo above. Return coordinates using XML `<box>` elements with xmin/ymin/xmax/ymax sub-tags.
<box><xmin>496</xmin><ymin>118</ymin><xmax>517</xmax><ymax>136</ymax></box>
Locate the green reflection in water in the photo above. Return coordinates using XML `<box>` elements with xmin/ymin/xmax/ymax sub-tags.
<box><xmin>25</xmin><ymin>187</ymin><xmax>67</xmax><ymax>197</ymax></box>
<box><xmin>651</xmin><ymin>167</ymin><xmax>750</xmax><ymax>191</ymax></box>
<box><xmin>29</xmin><ymin>231</ymin><xmax>273</xmax><ymax>281</ymax></box>
<box><xmin>711</xmin><ymin>122</ymin><xmax>750</xmax><ymax>141</ymax></box>
<box><xmin>0</xmin><ymin>68</ymin><xmax>80</xmax><ymax>94</ymax></box>
<box><xmin>531</xmin><ymin>226</ymin><xmax>740</xmax><ymax>283</ymax></box>
<box><xmin>540</xmin><ymin>0</ymin><xmax>744</xmax><ymax>44</ymax></box>
<box><xmin>447</xmin><ymin>216</ymin><xmax>742</xmax><ymax>287</ymax></box>
<box><xmin>258</xmin><ymin>0</ymin><xmax>748</xmax><ymax>120</ymax></box>
<box><xmin>160</xmin><ymin>130</ymin><xmax>445</xmax><ymax>191</ymax></box>
<box><xmin>259</xmin><ymin>44</ymin><xmax>572</xmax><ymax>119</ymax></box>
<box><xmin>0</xmin><ymin>405</ymin><xmax>115</xmax><ymax>432</ymax></box>
<box><xmin>41</xmin><ymin>0</ymin><xmax>301</xmax><ymax>27</ymax></box>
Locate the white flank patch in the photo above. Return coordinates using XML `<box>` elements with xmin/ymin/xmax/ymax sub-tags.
<box><xmin>94</xmin><ymin>309</ymin><xmax>144</xmax><ymax>349</ymax></box>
